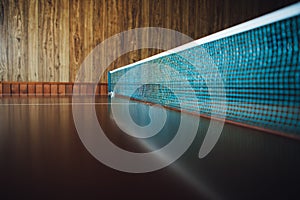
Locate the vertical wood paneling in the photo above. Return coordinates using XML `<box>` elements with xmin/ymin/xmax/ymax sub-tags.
<box><xmin>187</xmin><ymin>0</ymin><xmax>197</xmax><ymax>39</ymax></box>
<box><xmin>149</xmin><ymin>0</ymin><xmax>164</xmax><ymax>56</ymax></box>
<box><xmin>140</xmin><ymin>0</ymin><xmax>149</xmax><ymax>60</ymax></box>
<box><xmin>106</xmin><ymin>0</ymin><xmax>118</xmax><ymax>78</ymax></box>
<box><xmin>69</xmin><ymin>0</ymin><xmax>94</xmax><ymax>82</ymax></box>
<box><xmin>119</xmin><ymin>0</ymin><xmax>129</xmax><ymax>69</ymax></box>
<box><xmin>201</xmin><ymin>0</ymin><xmax>210</xmax><ymax>37</ymax></box>
<box><xmin>82</xmin><ymin>0</ymin><xmax>93</xmax><ymax>82</ymax></box>
<box><xmin>93</xmin><ymin>0</ymin><xmax>106</xmax><ymax>83</ymax></box>
<box><xmin>0</xmin><ymin>0</ymin><xmax>8</xmax><ymax>81</ymax></box>
<box><xmin>39</xmin><ymin>0</ymin><xmax>55</xmax><ymax>82</ymax></box>
<box><xmin>0</xmin><ymin>0</ymin><xmax>297</xmax><ymax>84</ymax></box>
<box><xmin>8</xmin><ymin>0</ymin><xmax>27</xmax><ymax>81</ymax></box>
<box><xmin>181</xmin><ymin>0</ymin><xmax>189</xmax><ymax>37</ymax></box>
<box><xmin>168</xmin><ymin>0</ymin><xmax>179</xmax><ymax>31</ymax></box>
<box><xmin>163</xmin><ymin>0</ymin><xmax>172</xmax><ymax>50</ymax></box>
<box><xmin>69</xmin><ymin>0</ymin><xmax>81</xmax><ymax>82</ymax></box>
<box><xmin>54</xmin><ymin>0</ymin><xmax>69</xmax><ymax>82</ymax></box>
<box><xmin>126</xmin><ymin>0</ymin><xmax>140</xmax><ymax>64</ymax></box>
<box><xmin>27</xmin><ymin>0</ymin><xmax>38</xmax><ymax>81</ymax></box>
<box><xmin>114</xmin><ymin>0</ymin><xmax>125</xmax><ymax>72</ymax></box>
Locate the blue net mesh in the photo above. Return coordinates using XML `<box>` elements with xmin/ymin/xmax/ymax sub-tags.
<box><xmin>108</xmin><ymin>15</ymin><xmax>300</xmax><ymax>136</ymax></box>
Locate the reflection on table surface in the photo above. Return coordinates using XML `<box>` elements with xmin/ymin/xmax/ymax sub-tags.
<box><xmin>0</xmin><ymin>96</ymin><xmax>299</xmax><ymax>199</ymax></box>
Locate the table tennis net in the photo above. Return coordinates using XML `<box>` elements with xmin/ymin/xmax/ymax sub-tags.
<box><xmin>108</xmin><ymin>5</ymin><xmax>300</xmax><ymax>136</ymax></box>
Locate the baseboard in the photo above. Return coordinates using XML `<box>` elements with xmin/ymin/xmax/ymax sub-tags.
<box><xmin>0</xmin><ymin>82</ymin><xmax>108</xmax><ymax>97</ymax></box>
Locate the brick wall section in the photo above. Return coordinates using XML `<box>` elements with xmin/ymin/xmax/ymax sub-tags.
<box><xmin>73</xmin><ymin>84</ymin><xmax>80</xmax><ymax>96</ymax></box>
<box><xmin>36</xmin><ymin>84</ymin><xmax>43</xmax><ymax>96</ymax></box>
<box><xmin>20</xmin><ymin>84</ymin><xmax>28</xmax><ymax>96</ymax></box>
<box><xmin>28</xmin><ymin>84</ymin><xmax>36</xmax><ymax>95</ymax></box>
<box><xmin>3</xmin><ymin>83</ymin><xmax>11</xmax><ymax>95</ymax></box>
<box><xmin>65</xmin><ymin>84</ymin><xmax>73</xmax><ymax>95</ymax></box>
<box><xmin>58</xmin><ymin>84</ymin><xmax>66</xmax><ymax>95</ymax></box>
<box><xmin>86</xmin><ymin>84</ymin><xmax>94</xmax><ymax>95</ymax></box>
<box><xmin>43</xmin><ymin>84</ymin><xmax>51</xmax><ymax>96</ymax></box>
<box><xmin>0</xmin><ymin>82</ymin><xmax>108</xmax><ymax>96</ymax></box>
<box><xmin>51</xmin><ymin>84</ymin><xmax>58</xmax><ymax>96</ymax></box>
<box><xmin>11</xmin><ymin>84</ymin><xmax>19</xmax><ymax>95</ymax></box>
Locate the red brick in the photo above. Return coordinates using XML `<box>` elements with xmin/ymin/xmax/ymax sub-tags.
<box><xmin>20</xmin><ymin>84</ymin><xmax>28</xmax><ymax>96</ymax></box>
<box><xmin>66</xmin><ymin>84</ymin><xmax>73</xmax><ymax>95</ymax></box>
<box><xmin>36</xmin><ymin>84</ymin><xmax>43</xmax><ymax>96</ymax></box>
<box><xmin>3</xmin><ymin>83</ymin><xmax>11</xmax><ymax>96</ymax></box>
<box><xmin>51</xmin><ymin>84</ymin><xmax>58</xmax><ymax>96</ymax></box>
<box><xmin>73</xmin><ymin>84</ymin><xmax>80</xmax><ymax>95</ymax></box>
<box><xmin>80</xmin><ymin>84</ymin><xmax>87</xmax><ymax>96</ymax></box>
<box><xmin>58</xmin><ymin>84</ymin><xmax>66</xmax><ymax>95</ymax></box>
<box><xmin>28</xmin><ymin>84</ymin><xmax>36</xmax><ymax>96</ymax></box>
<box><xmin>100</xmin><ymin>84</ymin><xmax>108</xmax><ymax>95</ymax></box>
<box><xmin>95</xmin><ymin>84</ymin><xmax>101</xmax><ymax>96</ymax></box>
<box><xmin>43</xmin><ymin>84</ymin><xmax>50</xmax><ymax>96</ymax></box>
<box><xmin>86</xmin><ymin>84</ymin><xmax>94</xmax><ymax>96</ymax></box>
<box><xmin>0</xmin><ymin>83</ymin><xmax>2</xmax><ymax>97</ymax></box>
<box><xmin>11</xmin><ymin>84</ymin><xmax>20</xmax><ymax>96</ymax></box>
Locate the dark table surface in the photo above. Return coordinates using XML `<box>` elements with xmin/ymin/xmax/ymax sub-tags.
<box><xmin>0</xmin><ymin>96</ymin><xmax>299</xmax><ymax>200</ymax></box>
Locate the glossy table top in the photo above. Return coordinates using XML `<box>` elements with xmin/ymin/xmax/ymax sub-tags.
<box><xmin>0</xmin><ymin>96</ymin><xmax>299</xmax><ymax>199</ymax></box>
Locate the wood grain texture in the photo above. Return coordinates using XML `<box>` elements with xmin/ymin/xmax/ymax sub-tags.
<box><xmin>69</xmin><ymin>0</ymin><xmax>82</xmax><ymax>82</ymax></box>
<box><xmin>149</xmin><ymin>0</ymin><xmax>164</xmax><ymax>56</ymax></box>
<box><xmin>0</xmin><ymin>0</ymin><xmax>8</xmax><ymax>81</ymax></box>
<box><xmin>27</xmin><ymin>0</ymin><xmax>38</xmax><ymax>81</ymax></box>
<box><xmin>93</xmin><ymin>0</ymin><xmax>106</xmax><ymax>83</ymax></box>
<box><xmin>105</xmin><ymin>0</ymin><xmax>118</xmax><ymax>83</ymax></box>
<box><xmin>0</xmin><ymin>0</ymin><xmax>297</xmax><ymax>84</ymax></box>
<box><xmin>8</xmin><ymin>0</ymin><xmax>27</xmax><ymax>81</ymax></box>
<box><xmin>70</xmin><ymin>0</ymin><xmax>94</xmax><ymax>83</ymax></box>
<box><xmin>54</xmin><ymin>0</ymin><xmax>69</xmax><ymax>82</ymax></box>
<box><xmin>140</xmin><ymin>0</ymin><xmax>149</xmax><ymax>60</ymax></box>
<box><xmin>82</xmin><ymin>0</ymin><xmax>93</xmax><ymax>82</ymax></box>
<box><xmin>39</xmin><ymin>0</ymin><xmax>55</xmax><ymax>82</ymax></box>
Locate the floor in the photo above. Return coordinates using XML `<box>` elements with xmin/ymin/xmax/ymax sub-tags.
<box><xmin>0</xmin><ymin>96</ymin><xmax>299</xmax><ymax>199</ymax></box>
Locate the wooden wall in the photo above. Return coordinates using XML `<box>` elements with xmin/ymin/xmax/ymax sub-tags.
<box><xmin>0</xmin><ymin>0</ymin><xmax>297</xmax><ymax>83</ymax></box>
